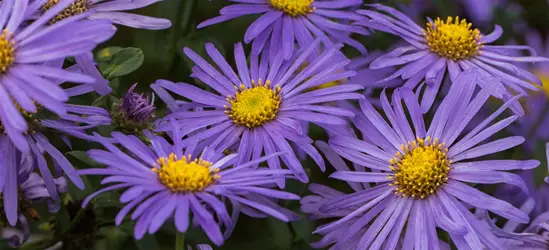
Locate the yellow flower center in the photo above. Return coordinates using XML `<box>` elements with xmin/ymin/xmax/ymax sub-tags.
<box><xmin>42</xmin><ymin>0</ymin><xmax>89</xmax><ymax>23</ymax></box>
<box><xmin>535</xmin><ymin>71</ymin><xmax>549</xmax><ymax>97</ymax></box>
<box><xmin>425</xmin><ymin>17</ymin><xmax>482</xmax><ymax>60</ymax></box>
<box><xmin>0</xmin><ymin>30</ymin><xmax>15</xmax><ymax>74</ymax></box>
<box><xmin>226</xmin><ymin>79</ymin><xmax>281</xmax><ymax>128</ymax></box>
<box><xmin>388</xmin><ymin>137</ymin><xmax>450</xmax><ymax>199</ymax></box>
<box><xmin>153</xmin><ymin>153</ymin><xmax>219</xmax><ymax>193</ymax></box>
<box><xmin>308</xmin><ymin>79</ymin><xmax>345</xmax><ymax>91</ymax></box>
<box><xmin>269</xmin><ymin>0</ymin><xmax>315</xmax><ymax>17</ymax></box>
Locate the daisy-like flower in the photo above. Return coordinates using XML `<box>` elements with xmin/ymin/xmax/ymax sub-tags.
<box><xmin>0</xmin><ymin>97</ymin><xmax>111</xmax><ymax>225</ymax></box>
<box><xmin>508</xmin><ymin>31</ymin><xmax>549</xmax><ymax>151</ymax></box>
<box><xmin>485</xmin><ymin>182</ymin><xmax>549</xmax><ymax>249</ymax></box>
<box><xmin>79</xmin><ymin>128</ymin><xmax>300</xmax><ymax>245</ymax></box>
<box><xmin>0</xmin><ymin>0</ymin><xmax>115</xmax><ymax>152</ymax></box>
<box><xmin>188</xmin><ymin>244</ymin><xmax>212</xmax><ymax>250</ymax></box>
<box><xmin>152</xmin><ymin>40</ymin><xmax>363</xmax><ymax>184</ymax></box>
<box><xmin>357</xmin><ymin>4</ymin><xmax>549</xmax><ymax>113</ymax></box>
<box><xmin>37</xmin><ymin>0</ymin><xmax>171</xmax><ymax>28</ymax></box>
<box><xmin>0</xmin><ymin>158</ymin><xmax>67</xmax><ymax>247</ymax></box>
<box><xmin>300</xmin><ymin>140</ymin><xmax>371</xmax><ymax>249</ymax></box>
<box><xmin>197</xmin><ymin>0</ymin><xmax>367</xmax><ymax>60</ymax></box>
<box><xmin>31</xmin><ymin>0</ymin><xmax>172</xmax><ymax>96</ymax></box>
<box><xmin>314</xmin><ymin>70</ymin><xmax>539</xmax><ymax>249</ymax></box>
<box><xmin>111</xmin><ymin>83</ymin><xmax>156</xmax><ymax>134</ymax></box>
<box><xmin>494</xmin><ymin>221</ymin><xmax>549</xmax><ymax>250</ymax></box>
<box><xmin>347</xmin><ymin>52</ymin><xmax>402</xmax><ymax>90</ymax></box>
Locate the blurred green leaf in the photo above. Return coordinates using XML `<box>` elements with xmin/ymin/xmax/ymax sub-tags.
<box><xmin>95</xmin><ymin>47</ymin><xmax>123</xmax><ymax>62</ymax></box>
<box><xmin>97</xmin><ymin>48</ymin><xmax>144</xmax><ymax>80</ymax></box>
<box><xmin>96</xmin><ymin>227</ymin><xmax>130</xmax><ymax>250</ymax></box>
<box><xmin>92</xmin><ymin>95</ymin><xmax>109</xmax><ymax>108</ymax></box>
<box><xmin>135</xmin><ymin>235</ymin><xmax>160</xmax><ymax>250</ymax></box>
<box><xmin>54</xmin><ymin>207</ymin><xmax>71</xmax><ymax>238</ymax></box>
<box><xmin>66</xmin><ymin>151</ymin><xmax>101</xmax><ymax>168</ymax></box>
<box><xmin>93</xmin><ymin>192</ymin><xmax>122</xmax><ymax>211</ymax></box>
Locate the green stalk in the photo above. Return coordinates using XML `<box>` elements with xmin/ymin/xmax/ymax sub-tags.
<box><xmin>175</xmin><ymin>232</ymin><xmax>185</xmax><ymax>250</ymax></box>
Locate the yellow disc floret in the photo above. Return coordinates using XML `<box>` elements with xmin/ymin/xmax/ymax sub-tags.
<box><xmin>425</xmin><ymin>16</ymin><xmax>482</xmax><ymax>60</ymax></box>
<box><xmin>153</xmin><ymin>153</ymin><xmax>219</xmax><ymax>193</ymax></box>
<box><xmin>42</xmin><ymin>0</ymin><xmax>89</xmax><ymax>23</ymax></box>
<box><xmin>0</xmin><ymin>30</ymin><xmax>15</xmax><ymax>73</ymax></box>
<box><xmin>534</xmin><ymin>71</ymin><xmax>549</xmax><ymax>97</ymax></box>
<box><xmin>388</xmin><ymin>137</ymin><xmax>450</xmax><ymax>199</ymax></box>
<box><xmin>269</xmin><ymin>0</ymin><xmax>315</xmax><ymax>17</ymax></box>
<box><xmin>226</xmin><ymin>79</ymin><xmax>281</xmax><ymax>128</ymax></box>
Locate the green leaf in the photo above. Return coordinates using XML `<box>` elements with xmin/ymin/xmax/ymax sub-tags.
<box><xmin>66</xmin><ymin>151</ymin><xmax>102</xmax><ymax>168</ymax></box>
<box><xmin>54</xmin><ymin>207</ymin><xmax>71</xmax><ymax>238</ymax></box>
<box><xmin>95</xmin><ymin>47</ymin><xmax>123</xmax><ymax>62</ymax></box>
<box><xmin>93</xmin><ymin>192</ymin><xmax>122</xmax><ymax>210</ymax></box>
<box><xmin>95</xmin><ymin>227</ymin><xmax>130</xmax><ymax>250</ymax></box>
<box><xmin>97</xmin><ymin>47</ymin><xmax>144</xmax><ymax>80</ymax></box>
<box><xmin>92</xmin><ymin>95</ymin><xmax>109</xmax><ymax>108</ymax></box>
<box><xmin>135</xmin><ymin>235</ymin><xmax>160</xmax><ymax>250</ymax></box>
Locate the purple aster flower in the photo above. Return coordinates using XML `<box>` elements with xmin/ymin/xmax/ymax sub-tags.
<box><xmin>357</xmin><ymin>4</ymin><xmax>549</xmax><ymax>114</ymax></box>
<box><xmin>313</xmin><ymin>70</ymin><xmax>539</xmax><ymax>249</ymax></box>
<box><xmin>188</xmin><ymin>244</ymin><xmax>212</xmax><ymax>250</ymax></box>
<box><xmin>346</xmin><ymin>51</ymin><xmax>405</xmax><ymax>91</ymax></box>
<box><xmin>300</xmin><ymin>140</ymin><xmax>371</xmax><ymax>249</ymax></box>
<box><xmin>151</xmin><ymin>40</ymin><xmax>362</xmax><ymax>184</ymax></box>
<box><xmin>197</xmin><ymin>0</ymin><xmax>368</xmax><ymax>61</ymax></box>
<box><xmin>111</xmin><ymin>83</ymin><xmax>156</xmax><ymax>134</ymax></box>
<box><xmin>36</xmin><ymin>0</ymin><xmax>171</xmax><ymax>29</ymax></box>
<box><xmin>484</xmin><ymin>178</ymin><xmax>549</xmax><ymax>249</ymax></box>
<box><xmin>0</xmin><ymin>94</ymin><xmax>111</xmax><ymax>226</ymax></box>
<box><xmin>507</xmin><ymin>31</ymin><xmax>549</xmax><ymax>151</ymax></box>
<box><xmin>79</xmin><ymin>128</ymin><xmax>300</xmax><ymax>245</ymax></box>
<box><xmin>493</xmin><ymin>221</ymin><xmax>549</xmax><ymax>250</ymax></box>
<box><xmin>0</xmin><ymin>154</ymin><xmax>67</xmax><ymax>247</ymax></box>
<box><xmin>31</xmin><ymin>0</ymin><xmax>172</xmax><ymax>96</ymax></box>
<box><xmin>0</xmin><ymin>0</ymin><xmax>115</xmax><ymax>152</ymax></box>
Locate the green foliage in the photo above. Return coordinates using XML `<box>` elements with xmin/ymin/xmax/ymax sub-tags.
<box><xmin>17</xmin><ymin>0</ymin><xmax>549</xmax><ymax>250</ymax></box>
<box><xmin>96</xmin><ymin>47</ymin><xmax>145</xmax><ymax>80</ymax></box>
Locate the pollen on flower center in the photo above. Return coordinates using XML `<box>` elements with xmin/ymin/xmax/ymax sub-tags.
<box><xmin>226</xmin><ymin>79</ymin><xmax>281</xmax><ymax>128</ymax></box>
<box><xmin>388</xmin><ymin>137</ymin><xmax>450</xmax><ymax>199</ymax></box>
<box><xmin>153</xmin><ymin>153</ymin><xmax>219</xmax><ymax>193</ymax></box>
<box><xmin>269</xmin><ymin>0</ymin><xmax>315</xmax><ymax>17</ymax></box>
<box><xmin>42</xmin><ymin>0</ymin><xmax>89</xmax><ymax>23</ymax></box>
<box><xmin>0</xmin><ymin>30</ymin><xmax>15</xmax><ymax>73</ymax></box>
<box><xmin>425</xmin><ymin>16</ymin><xmax>483</xmax><ymax>60</ymax></box>
<box><xmin>534</xmin><ymin>71</ymin><xmax>549</xmax><ymax>97</ymax></box>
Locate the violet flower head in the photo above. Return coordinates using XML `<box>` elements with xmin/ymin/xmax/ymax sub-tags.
<box><xmin>300</xmin><ymin>141</ymin><xmax>371</xmax><ymax>248</ymax></box>
<box><xmin>112</xmin><ymin>83</ymin><xmax>156</xmax><ymax>133</ymax></box>
<box><xmin>0</xmin><ymin>91</ymin><xmax>111</xmax><ymax>227</ymax></box>
<box><xmin>508</xmin><ymin>31</ymin><xmax>549</xmax><ymax>151</ymax></box>
<box><xmin>197</xmin><ymin>0</ymin><xmax>367</xmax><ymax>61</ymax></box>
<box><xmin>31</xmin><ymin>0</ymin><xmax>172</xmax><ymax>96</ymax></box>
<box><xmin>151</xmin><ymin>40</ymin><xmax>363</xmax><ymax>186</ymax></box>
<box><xmin>357</xmin><ymin>4</ymin><xmax>549</xmax><ymax>114</ymax></box>
<box><xmin>188</xmin><ymin>245</ymin><xmax>212</xmax><ymax>250</ymax></box>
<box><xmin>36</xmin><ymin>0</ymin><xmax>171</xmax><ymax>29</ymax></box>
<box><xmin>313</xmin><ymin>70</ymin><xmax>539</xmax><ymax>249</ymax></box>
<box><xmin>0</xmin><ymin>155</ymin><xmax>67</xmax><ymax>247</ymax></box>
<box><xmin>485</xmin><ymin>176</ymin><xmax>549</xmax><ymax>250</ymax></box>
<box><xmin>0</xmin><ymin>0</ymin><xmax>115</xmax><ymax>152</ymax></box>
<box><xmin>79</xmin><ymin>126</ymin><xmax>300</xmax><ymax>245</ymax></box>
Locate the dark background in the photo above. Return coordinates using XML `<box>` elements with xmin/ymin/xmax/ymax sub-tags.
<box><xmin>13</xmin><ymin>0</ymin><xmax>549</xmax><ymax>249</ymax></box>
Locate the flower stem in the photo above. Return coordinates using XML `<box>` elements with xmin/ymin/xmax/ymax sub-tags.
<box><xmin>175</xmin><ymin>232</ymin><xmax>185</xmax><ymax>250</ymax></box>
